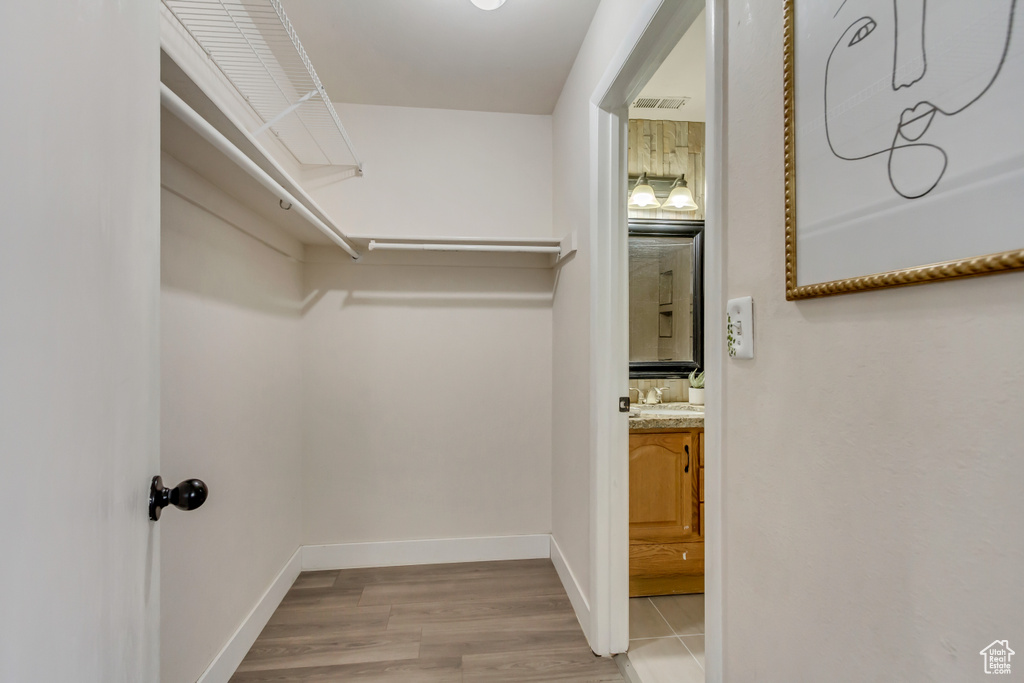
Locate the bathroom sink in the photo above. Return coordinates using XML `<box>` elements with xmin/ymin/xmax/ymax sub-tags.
<box><xmin>638</xmin><ymin>408</ymin><xmax>693</xmax><ymax>416</ymax></box>
<box><xmin>635</xmin><ymin>402</ymin><xmax>704</xmax><ymax>417</ymax></box>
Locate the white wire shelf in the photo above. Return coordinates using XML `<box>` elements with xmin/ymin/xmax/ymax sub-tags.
<box><xmin>162</xmin><ymin>0</ymin><xmax>362</xmax><ymax>170</ymax></box>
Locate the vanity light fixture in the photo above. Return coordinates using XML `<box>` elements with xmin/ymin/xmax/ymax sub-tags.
<box><xmin>628</xmin><ymin>172</ymin><xmax>660</xmax><ymax>209</ymax></box>
<box><xmin>662</xmin><ymin>174</ymin><xmax>699</xmax><ymax>211</ymax></box>
<box><xmin>470</xmin><ymin>0</ymin><xmax>506</xmax><ymax>9</ymax></box>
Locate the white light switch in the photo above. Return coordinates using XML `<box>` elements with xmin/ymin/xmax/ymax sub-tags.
<box><xmin>726</xmin><ymin>296</ymin><xmax>754</xmax><ymax>359</ymax></box>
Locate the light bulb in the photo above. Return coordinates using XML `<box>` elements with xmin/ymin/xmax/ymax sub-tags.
<box><xmin>633</xmin><ymin>191</ymin><xmax>656</xmax><ymax>207</ymax></box>
<box><xmin>628</xmin><ymin>173</ymin><xmax>660</xmax><ymax>208</ymax></box>
<box><xmin>470</xmin><ymin>0</ymin><xmax>506</xmax><ymax>9</ymax></box>
<box><xmin>662</xmin><ymin>176</ymin><xmax>698</xmax><ymax>211</ymax></box>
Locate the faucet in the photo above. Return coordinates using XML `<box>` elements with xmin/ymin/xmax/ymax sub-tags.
<box><xmin>644</xmin><ymin>387</ymin><xmax>668</xmax><ymax>404</ymax></box>
<box><xmin>629</xmin><ymin>387</ymin><xmax>643</xmax><ymax>405</ymax></box>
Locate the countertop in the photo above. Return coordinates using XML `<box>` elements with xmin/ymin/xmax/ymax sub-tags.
<box><xmin>628</xmin><ymin>402</ymin><xmax>705</xmax><ymax>429</ymax></box>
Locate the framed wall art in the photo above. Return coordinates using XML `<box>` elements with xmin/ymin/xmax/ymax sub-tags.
<box><xmin>783</xmin><ymin>0</ymin><xmax>1024</xmax><ymax>299</ymax></box>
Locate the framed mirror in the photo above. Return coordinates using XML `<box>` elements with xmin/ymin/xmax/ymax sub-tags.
<box><xmin>629</xmin><ymin>219</ymin><xmax>704</xmax><ymax>378</ymax></box>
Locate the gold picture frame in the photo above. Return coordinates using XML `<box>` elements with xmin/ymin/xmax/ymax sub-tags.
<box><xmin>783</xmin><ymin>0</ymin><xmax>1024</xmax><ymax>300</ymax></box>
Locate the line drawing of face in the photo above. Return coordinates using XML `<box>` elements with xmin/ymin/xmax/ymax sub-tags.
<box><xmin>823</xmin><ymin>0</ymin><xmax>1017</xmax><ymax>198</ymax></box>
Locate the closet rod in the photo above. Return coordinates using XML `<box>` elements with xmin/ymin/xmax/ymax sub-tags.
<box><xmin>368</xmin><ymin>241</ymin><xmax>562</xmax><ymax>254</ymax></box>
<box><xmin>160</xmin><ymin>84</ymin><xmax>361</xmax><ymax>260</ymax></box>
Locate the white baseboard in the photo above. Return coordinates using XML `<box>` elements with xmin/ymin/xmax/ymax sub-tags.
<box><xmin>196</xmin><ymin>547</ymin><xmax>302</xmax><ymax>683</ymax></box>
<box><xmin>550</xmin><ymin>535</ymin><xmax>592</xmax><ymax>644</ymax></box>
<box><xmin>301</xmin><ymin>534</ymin><xmax>551</xmax><ymax>571</ymax></box>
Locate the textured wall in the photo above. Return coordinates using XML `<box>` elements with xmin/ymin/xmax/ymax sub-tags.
<box><xmin>300</xmin><ymin>253</ymin><xmax>553</xmax><ymax>545</ymax></box>
<box><xmin>551</xmin><ymin>0</ymin><xmax>651</xmax><ymax>621</ymax></box>
<box><xmin>720</xmin><ymin>2</ymin><xmax>1024</xmax><ymax>680</ymax></box>
<box><xmin>628</xmin><ymin>119</ymin><xmax>705</xmax><ymax>219</ymax></box>
<box><xmin>160</xmin><ymin>161</ymin><xmax>304</xmax><ymax>683</ymax></box>
<box><xmin>303</xmin><ymin>103</ymin><xmax>553</xmax><ymax>240</ymax></box>
<box><xmin>298</xmin><ymin>103</ymin><xmax>556</xmax><ymax>547</ymax></box>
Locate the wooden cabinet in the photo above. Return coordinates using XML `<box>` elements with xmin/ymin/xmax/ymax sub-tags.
<box><xmin>698</xmin><ymin>431</ymin><xmax>704</xmax><ymax>537</ymax></box>
<box><xmin>629</xmin><ymin>428</ymin><xmax>704</xmax><ymax>596</ymax></box>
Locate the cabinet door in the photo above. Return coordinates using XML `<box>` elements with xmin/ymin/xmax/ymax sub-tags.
<box><xmin>629</xmin><ymin>432</ymin><xmax>700</xmax><ymax>544</ymax></box>
<box><xmin>698</xmin><ymin>431</ymin><xmax>705</xmax><ymax>535</ymax></box>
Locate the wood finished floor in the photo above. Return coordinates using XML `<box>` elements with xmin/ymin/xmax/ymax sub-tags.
<box><xmin>229</xmin><ymin>559</ymin><xmax>623</xmax><ymax>683</ymax></box>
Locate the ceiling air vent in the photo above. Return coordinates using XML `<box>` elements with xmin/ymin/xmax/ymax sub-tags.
<box><xmin>632</xmin><ymin>96</ymin><xmax>691</xmax><ymax>110</ymax></box>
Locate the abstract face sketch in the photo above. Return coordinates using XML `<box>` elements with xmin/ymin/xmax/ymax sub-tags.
<box><xmin>824</xmin><ymin>0</ymin><xmax>1017</xmax><ymax>198</ymax></box>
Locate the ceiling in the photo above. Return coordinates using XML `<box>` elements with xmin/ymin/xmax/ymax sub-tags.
<box><xmin>629</xmin><ymin>10</ymin><xmax>706</xmax><ymax>122</ymax></box>
<box><xmin>279</xmin><ymin>0</ymin><xmax>601</xmax><ymax>115</ymax></box>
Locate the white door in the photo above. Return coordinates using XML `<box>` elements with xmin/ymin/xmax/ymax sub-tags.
<box><xmin>0</xmin><ymin>3</ymin><xmax>161</xmax><ymax>682</ymax></box>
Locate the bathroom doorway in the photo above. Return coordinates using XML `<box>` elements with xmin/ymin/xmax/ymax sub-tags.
<box><xmin>586</xmin><ymin>0</ymin><xmax>723</xmax><ymax>681</ymax></box>
<box><xmin>624</xmin><ymin>19</ymin><xmax>709</xmax><ymax>680</ymax></box>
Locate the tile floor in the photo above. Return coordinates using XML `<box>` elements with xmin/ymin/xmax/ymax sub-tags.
<box><xmin>626</xmin><ymin>595</ymin><xmax>704</xmax><ymax>683</ymax></box>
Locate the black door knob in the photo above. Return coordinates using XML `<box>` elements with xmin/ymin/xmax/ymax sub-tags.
<box><xmin>149</xmin><ymin>476</ymin><xmax>208</xmax><ymax>521</ymax></box>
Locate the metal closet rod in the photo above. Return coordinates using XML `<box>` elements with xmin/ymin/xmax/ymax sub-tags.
<box><xmin>159</xmin><ymin>83</ymin><xmax>361</xmax><ymax>260</ymax></box>
<box><xmin>368</xmin><ymin>241</ymin><xmax>562</xmax><ymax>254</ymax></box>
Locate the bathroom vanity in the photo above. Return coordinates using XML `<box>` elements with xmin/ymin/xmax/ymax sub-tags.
<box><xmin>629</xmin><ymin>403</ymin><xmax>705</xmax><ymax>596</ymax></box>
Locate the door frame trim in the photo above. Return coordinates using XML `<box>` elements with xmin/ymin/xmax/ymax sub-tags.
<box><xmin>587</xmin><ymin>1</ymin><xmax>725</xmax><ymax>679</ymax></box>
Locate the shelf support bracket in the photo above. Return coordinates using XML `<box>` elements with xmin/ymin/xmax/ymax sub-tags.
<box><xmin>253</xmin><ymin>90</ymin><xmax>319</xmax><ymax>137</ymax></box>
<box><xmin>555</xmin><ymin>230</ymin><xmax>578</xmax><ymax>265</ymax></box>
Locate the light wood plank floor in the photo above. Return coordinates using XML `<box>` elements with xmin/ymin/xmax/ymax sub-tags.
<box><xmin>229</xmin><ymin>559</ymin><xmax>623</xmax><ymax>683</ymax></box>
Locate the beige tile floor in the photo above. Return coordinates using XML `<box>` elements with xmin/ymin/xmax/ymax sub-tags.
<box><xmin>626</xmin><ymin>595</ymin><xmax>704</xmax><ymax>683</ymax></box>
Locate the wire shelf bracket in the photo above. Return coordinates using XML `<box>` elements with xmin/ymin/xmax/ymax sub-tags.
<box><xmin>162</xmin><ymin>0</ymin><xmax>363</xmax><ymax>172</ymax></box>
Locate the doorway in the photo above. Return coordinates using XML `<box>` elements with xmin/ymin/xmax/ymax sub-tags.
<box><xmin>587</xmin><ymin>0</ymin><xmax>723</xmax><ymax>680</ymax></box>
<box><xmin>625</xmin><ymin>14</ymin><xmax>708</xmax><ymax>682</ymax></box>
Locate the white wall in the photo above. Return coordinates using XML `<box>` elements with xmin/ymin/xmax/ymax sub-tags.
<box><xmin>160</xmin><ymin>157</ymin><xmax>304</xmax><ymax>683</ymax></box>
<box><xmin>302</xmin><ymin>103</ymin><xmax>553</xmax><ymax>238</ymax></box>
<box><xmin>298</xmin><ymin>103</ymin><xmax>557</xmax><ymax>547</ymax></box>
<box><xmin>0</xmin><ymin>3</ymin><xmax>161</xmax><ymax>682</ymax></box>
<box><xmin>301</xmin><ymin>251</ymin><xmax>554</xmax><ymax>545</ymax></box>
<box><xmin>721</xmin><ymin>2</ymin><xmax>1024</xmax><ymax>680</ymax></box>
<box><xmin>157</xmin><ymin>98</ymin><xmax>556</xmax><ymax>678</ymax></box>
<box><xmin>550</xmin><ymin>0</ymin><xmax>650</xmax><ymax>624</ymax></box>
<box><xmin>630</xmin><ymin>9</ymin><xmax>706</xmax><ymax>122</ymax></box>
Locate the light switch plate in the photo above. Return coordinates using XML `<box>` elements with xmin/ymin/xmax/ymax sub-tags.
<box><xmin>726</xmin><ymin>296</ymin><xmax>754</xmax><ymax>359</ymax></box>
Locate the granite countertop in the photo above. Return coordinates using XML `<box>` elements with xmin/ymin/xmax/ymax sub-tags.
<box><xmin>628</xmin><ymin>401</ymin><xmax>705</xmax><ymax>429</ymax></box>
